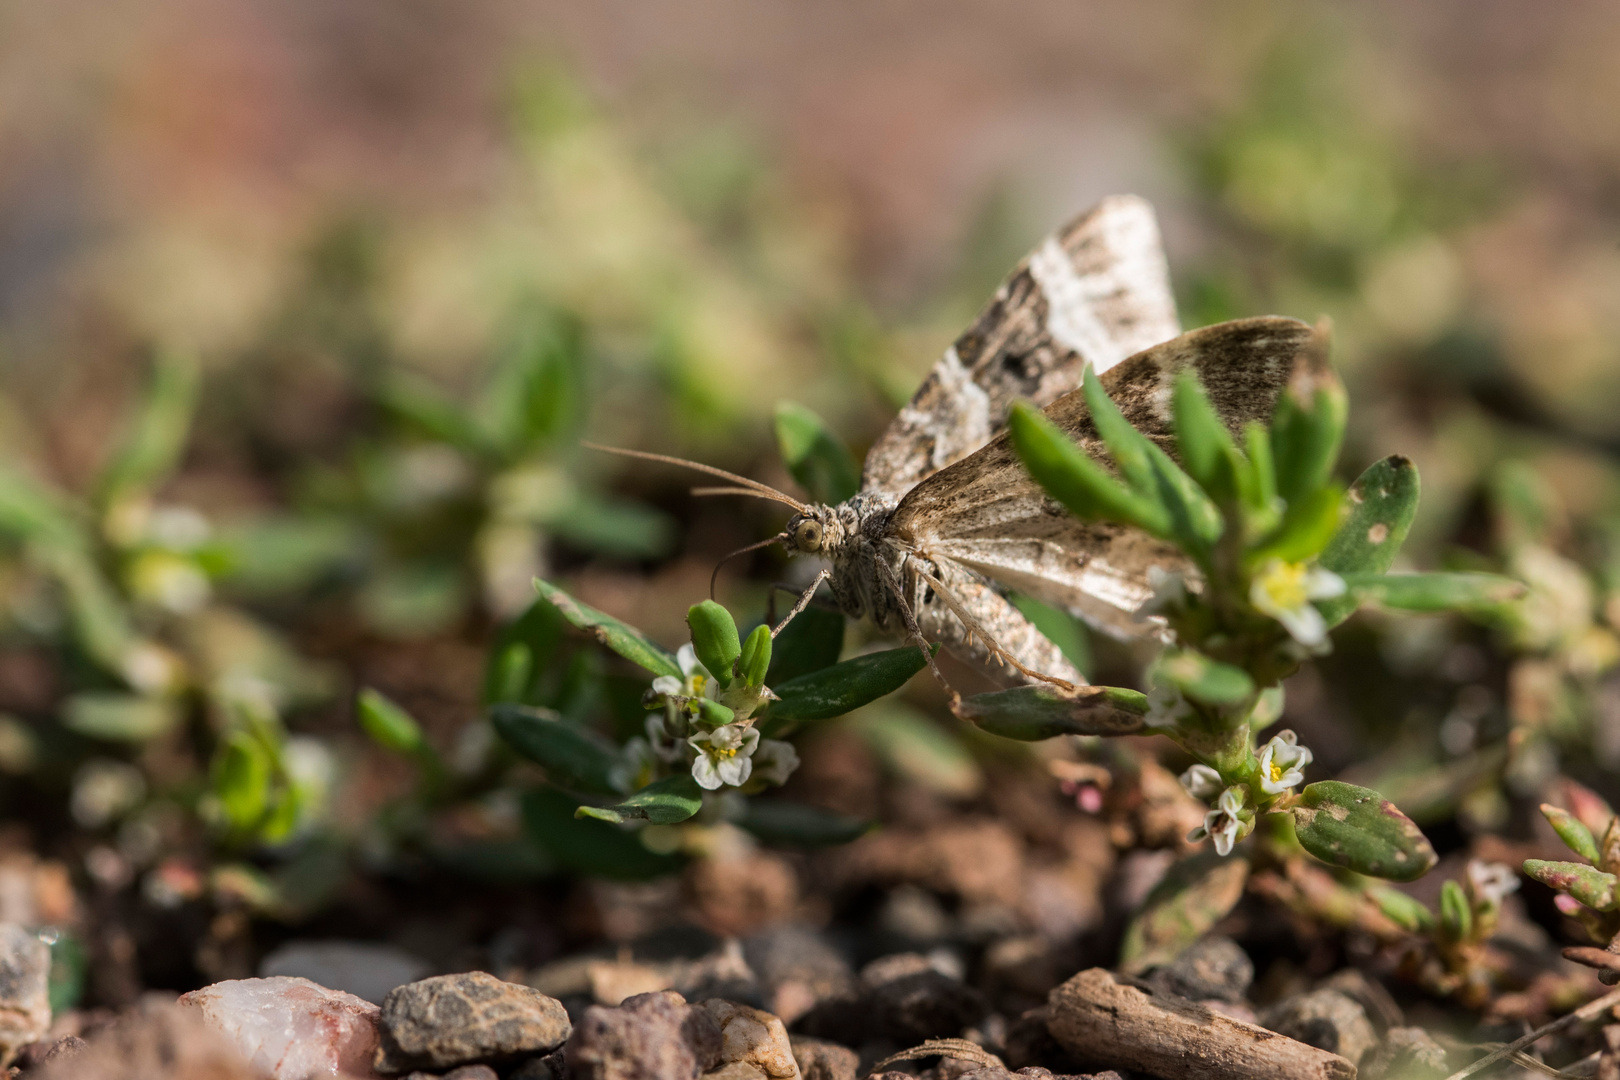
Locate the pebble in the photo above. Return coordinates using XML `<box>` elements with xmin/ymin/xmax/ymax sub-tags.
<box><xmin>508</xmin><ymin>1048</ymin><xmax>567</xmax><ymax>1079</ymax></box>
<box><xmin>703</xmin><ymin>1064</ymin><xmax>769</xmax><ymax>1080</ymax></box>
<box><xmin>375</xmin><ymin>972</ymin><xmax>572</xmax><ymax>1073</ymax></box>
<box><xmin>179</xmin><ymin>975</ymin><xmax>383</xmax><ymax>1079</ymax></box>
<box><xmin>0</xmin><ymin>923</ymin><xmax>51</xmax><ymax>1065</ymax></box>
<box><xmin>1361</xmin><ymin>1026</ymin><xmax>1448</xmax><ymax>1079</ymax></box>
<box><xmin>698</xmin><ymin>999</ymin><xmax>799</xmax><ymax>1079</ymax></box>
<box><xmin>866</xmin><ymin>967</ymin><xmax>988</xmax><ymax>1043</ymax></box>
<box><xmin>566</xmin><ymin>990</ymin><xmax>723</xmax><ymax>1080</ymax></box>
<box><xmin>401</xmin><ymin>1068</ymin><xmax>498</xmax><ymax>1080</ymax></box>
<box><xmin>33</xmin><ymin>1000</ymin><xmax>260</xmax><ymax>1080</ymax></box>
<box><xmin>787</xmin><ymin>1036</ymin><xmax>858</xmax><ymax>1080</ymax></box>
<box><xmin>259</xmin><ymin>940</ymin><xmax>432</xmax><ymax>1006</ymax></box>
<box><xmin>743</xmin><ymin>926</ymin><xmax>854</xmax><ymax>1024</ymax></box>
<box><xmin>1259</xmin><ymin>987</ymin><xmax>1377</xmax><ymax>1065</ymax></box>
<box><xmin>1149</xmin><ymin>936</ymin><xmax>1253</xmax><ymax>1003</ymax></box>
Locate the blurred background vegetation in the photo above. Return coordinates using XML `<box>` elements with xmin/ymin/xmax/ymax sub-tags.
<box><xmin>5</xmin><ymin>0</ymin><xmax>1620</xmax><ymax>1011</ymax></box>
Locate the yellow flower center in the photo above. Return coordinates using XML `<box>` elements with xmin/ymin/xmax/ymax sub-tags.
<box><xmin>1269</xmin><ymin>759</ymin><xmax>1286</xmax><ymax>783</ymax></box>
<box><xmin>713</xmin><ymin>747</ymin><xmax>737</xmax><ymax>759</ymax></box>
<box><xmin>1257</xmin><ymin>561</ymin><xmax>1309</xmax><ymax>610</ymax></box>
<box><xmin>690</xmin><ymin>674</ymin><xmax>707</xmax><ymax>696</ymax></box>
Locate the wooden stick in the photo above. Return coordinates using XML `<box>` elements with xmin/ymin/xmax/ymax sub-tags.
<box><xmin>1441</xmin><ymin>984</ymin><xmax>1620</xmax><ymax>1080</ymax></box>
<box><xmin>1046</xmin><ymin>969</ymin><xmax>1355</xmax><ymax>1080</ymax></box>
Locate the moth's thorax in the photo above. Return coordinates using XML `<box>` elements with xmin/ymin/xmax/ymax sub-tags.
<box><xmin>786</xmin><ymin>491</ymin><xmax>898</xmax><ymax>561</ymax></box>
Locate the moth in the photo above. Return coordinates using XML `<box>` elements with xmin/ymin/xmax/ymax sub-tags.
<box><xmin>596</xmin><ymin>196</ymin><xmax>1314</xmax><ymax>703</ymax></box>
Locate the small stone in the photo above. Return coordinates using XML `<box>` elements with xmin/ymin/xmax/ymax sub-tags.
<box><xmin>401</xmin><ymin>1068</ymin><xmax>499</xmax><ymax>1080</ymax></box>
<box><xmin>697</xmin><ymin>1000</ymin><xmax>798</xmax><ymax>1079</ymax></box>
<box><xmin>867</xmin><ymin>970</ymin><xmax>988</xmax><ymax>1043</ymax></box>
<box><xmin>1319</xmin><ymin>969</ymin><xmax>1403</xmax><ymax>1032</ymax></box>
<box><xmin>1361</xmin><ymin>1026</ymin><xmax>1448</xmax><ymax>1080</ymax></box>
<box><xmin>34</xmin><ymin>1001</ymin><xmax>259</xmax><ymax>1080</ymax></box>
<box><xmin>259</xmin><ymin>940</ymin><xmax>432</xmax><ymax>1006</ymax></box>
<box><xmin>508</xmin><ymin>1048</ymin><xmax>567</xmax><ymax>1079</ymax></box>
<box><xmin>40</xmin><ymin>1035</ymin><xmax>88</xmax><ymax>1062</ymax></box>
<box><xmin>703</xmin><ymin>1065</ymin><xmax>768</xmax><ymax>1080</ymax></box>
<box><xmin>788</xmin><ymin>1036</ymin><xmax>857</xmax><ymax>1080</ymax></box>
<box><xmin>744</xmin><ymin>926</ymin><xmax>853</xmax><ymax>1024</ymax></box>
<box><xmin>1150</xmin><ymin>936</ymin><xmax>1253</xmax><ymax>1003</ymax></box>
<box><xmin>0</xmin><ymin>923</ymin><xmax>50</xmax><ymax>1064</ymax></box>
<box><xmin>566</xmin><ymin>990</ymin><xmax>723</xmax><ymax>1080</ymax></box>
<box><xmin>179</xmin><ymin>975</ymin><xmax>382</xmax><ymax>1079</ymax></box>
<box><xmin>1260</xmin><ymin>988</ymin><xmax>1377</xmax><ymax>1065</ymax></box>
<box><xmin>685</xmin><ymin>851</ymin><xmax>799</xmax><ymax>938</ymax></box>
<box><xmin>376</xmin><ymin>971</ymin><xmax>571</xmax><ymax>1073</ymax></box>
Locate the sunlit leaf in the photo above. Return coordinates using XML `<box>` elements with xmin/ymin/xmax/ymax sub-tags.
<box><xmin>534</xmin><ymin>578</ymin><xmax>680</xmax><ymax>679</ymax></box>
<box><xmin>769</xmin><ymin>645</ymin><xmax>932</xmax><ymax>722</ymax></box>
<box><xmin>576</xmin><ymin>773</ymin><xmax>703</xmax><ymax>825</ymax></box>
<box><xmin>957</xmin><ymin>684</ymin><xmax>1146</xmax><ymax>740</ymax></box>
<box><xmin>490</xmin><ymin>703</ymin><xmax>619</xmax><ymax>795</ymax></box>
<box><xmin>1290</xmin><ymin>781</ymin><xmax>1437</xmax><ymax>882</ymax></box>
<box><xmin>1341</xmin><ymin>571</ymin><xmax>1524</xmax><ymax>614</ymax></box>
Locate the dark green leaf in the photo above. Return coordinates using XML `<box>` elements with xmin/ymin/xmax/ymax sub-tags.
<box><xmin>775</xmin><ymin>401</ymin><xmax>860</xmax><ymax>504</ymax></box>
<box><xmin>1291</xmin><ymin>781</ymin><xmax>1437</xmax><ymax>882</ymax></box>
<box><xmin>1120</xmin><ymin>852</ymin><xmax>1250</xmax><ymax>972</ymax></box>
<box><xmin>769</xmin><ymin>645</ymin><xmax>932</xmax><ymax>722</ymax></box>
<box><xmin>1317</xmin><ymin>455</ymin><xmax>1420</xmax><ymax>625</ymax></box>
<box><xmin>1439</xmin><ymin>879</ymin><xmax>1472</xmax><ymax>943</ymax></box>
<box><xmin>521</xmin><ymin>788</ymin><xmax>682</xmax><ymax>880</ymax></box>
<box><xmin>1153</xmin><ymin>649</ymin><xmax>1255</xmax><ymax>708</ymax></box>
<box><xmin>1143</xmin><ymin>441</ymin><xmax>1223</xmax><ymax>553</ymax></box>
<box><xmin>688</xmin><ymin>600</ymin><xmax>740</xmax><ymax>688</ymax></box>
<box><xmin>380</xmin><ymin>378</ymin><xmax>490</xmax><ymax>455</ymax></box>
<box><xmin>534</xmin><ymin>578</ymin><xmax>680</xmax><ymax>678</ymax></box>
<box><xmin>1268</xmin><ymin>328</ymin><xmax>1347</xmax><ymax>507</ymax></box>
<box><xmin>767</xmin><ymin>606</ymin><xmax>843</xmax><ymax>684</ymax></box>
<box><xmin>484</xmin><ymin>596</ymin><xmax>565</xmax><ymax>705</ymax></box>
<box><xmin>491</xmin><ymin>703</ymin><xmax>619</xmax><ymax>795</ymax></box>
<box><xmin>484</xmin><ymin>642</ymin><xmax>534</xmax><ymax>706</ymax></box>
<box><xmin>1171</xmin><ymin>368</ymin><xmax>1244</xmax><ymax>504</ymax></box>
<box><xmin>957</xmin><ymin>684</ymin><xmax>1146</xmax><ymax>740</ymax></box>
<box><xmin>1523</xmin><ymin>860</ymin><xmax>1618</xmax><ymax>910</ymax></box>
<box><xmin>1081</xmin><ymin>365</ymin><xmax>1156</xmax><ymax>491</ymax></box>
<box><xmin>1010</xmin><ymin>594</ymin><xmax>1092</xmax><ymax>679</ymax></box>
<box><xmin>577</xmin><ymin>773</ymin><xmax>703</xmax><ymax>825</ymax></box>
<box><xmin>1341</xmin><ymin>571</ymin><xmax>1525</xmax><ymax>614</ymax></box>
<box><xmin>97</xmin><ymin>350</ymin><xmax>199</xmax><ymax>505</ymax></box>
<box><xmin>1542</xmin><ymin>803</ymin><xmax>1600</xmax><ymax>863</ymax></box>
<box><xmin>1008</xmin><ymin>402</ymin><xmax>1169</xmax><ymax>535</ymax></box>
<box><xmin>740</xmin><ymin>800</ymin><xmax>872</xmax><ymax>847</ymax></box>
<box><xmin>738</xmin><ymin>624</ymin><xmax>772</xmax><ymax>688</ymax></box>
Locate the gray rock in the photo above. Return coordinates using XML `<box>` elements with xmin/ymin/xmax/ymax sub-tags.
<box><xmin>508</xmin><ymin>1049</ymin><xmax>567</xmax><ymax>1079</ymax></box>
<box><xmin>1149</xmin><ymin>936</ymin><xmax>1252</xmax><ymax>1003</ymax></box>
<box><xmin>788</xmin><ymin>1036</ymin><xmax>857</xmax><ymax>1080</ymax></box>
<box><xmin>259</xmin><ymin>939</ymin><xmax>431</xmax><ymax>1005</ymax></box>
<box><xmin>1361</xmin><ymin>1026</ymin><xmax>1448</xmax><ymax>1080</ymax></box>
<box><xmin>1319</xmin><ymin>968</ymin><xmax>1403</xmax><ymax>1032</ymax></box>
<box><xmin>702</xmin><ymin>1065</ymin><xmax>768</xmax><ymax>1080</ymax></box>
<box><xmin>697</xmin><ymin>1000</ymin><xmax>798</xmax><ymax>1079</ymax></box>
<box><xmin>402</xmin><ymin>1068</ymin><xmax>499</xmax><ymax>1080</ymax></box>
<box><xmin>376</xmin><ymin>971</ymin><xmax>572</xmax><ymax>1073</ymax></box>
<box><xmin>867</xmin><ymin>970</ymin><xmax>988</xmax><ymax>1043</ymax></box>
<box><xmin>1259</xmin><ymin>988</ymin><xmax>1377</xmax><ymax>1065</ymax></box>
<box><xmin>0</xmin><ymin>923</ymin><xmax>51</xmax><ymax>1065</ymax></box>
<box><xmin>743</xmin><ymin>926</ymin><xmax>854</xmax><ymax>1014</ymax></box>
<box><xmin>566</xmin><ymin>990</ymin><xmax>723</xmax><ymax>1080</ymax></box>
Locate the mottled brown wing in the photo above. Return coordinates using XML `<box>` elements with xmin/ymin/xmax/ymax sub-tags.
<box><xmin>889</xmin><ymin>317</ymin><xmax>1315</xmax><ymax>639</ymax></box>
<box><xmin>860</xmin><ymin>195</ymin><xmax>1180</xmax><ymax>499</ymax></box>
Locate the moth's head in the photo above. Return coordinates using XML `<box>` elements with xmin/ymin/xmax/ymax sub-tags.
<box><xmin>785</xmin><ymin>506</ymin><xmax>841</xmax><ymax>555</ymax></box>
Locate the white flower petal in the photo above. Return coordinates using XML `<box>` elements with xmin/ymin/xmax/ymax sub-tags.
<box><xmin>651</xmin><ymin>676</ymin><xmax>682</xmax><ymax>697</ymax></box>
<box><xmin>1179</xmin><ymin>764</ymin><xmax>1224</xmax><ymax>801</ymax></box>
<box><xmin>692</xmin><ymin>755</ymin><xmax>724</xmax><ymax>790</ymax></box>
<box><xmin>1274</xmin><ymin>603</ymin><xmax>1327</xmax><ymax>647</ymax></box>
<box><xmin>1306</xmin><ymin>568</ymin><xmax>1348</xmax><ymax>600</ymax></box>
<box><xmin>717</xmin><ymin>754</ymin><xmax>753</xmax><ymax>787</ymax></box>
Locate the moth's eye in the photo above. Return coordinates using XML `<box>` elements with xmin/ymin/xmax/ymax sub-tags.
<box><xmin>795</xmin><ymin>521</ymin><xmax>823</xmax><ymax>552</ymax></box>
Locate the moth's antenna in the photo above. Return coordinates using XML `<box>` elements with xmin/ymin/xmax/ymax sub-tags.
<box><xmin>710</xmin><ymin>533</ymin><xmax>788</xmax><ymax>600</ymax></box>
<box><xmin>691</xmin><ymin>486</ymin><xmax>804</xmax><ymax>507</ymax></box>
<box><xmin>582</xmin><ymin>442</ymin><xmax>806</xmax><ymax>513</ymax></box>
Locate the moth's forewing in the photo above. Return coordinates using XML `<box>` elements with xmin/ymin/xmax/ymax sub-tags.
<box><xmin>891</xmin><ymin>317</ymin><xmax>1315</xmax><ymax>640</ymax></box>
<box><xmin>861</xmin><ymin>195</ymin><xmax>1180</xmax><ymax>499</ymax></box>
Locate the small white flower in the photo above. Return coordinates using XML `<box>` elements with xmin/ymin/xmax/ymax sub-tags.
<box><xmin>650</xmin><ymin>675</ymin><xmax>683</xmax><ymax>698</ymax></box>
<box><xmin>1145</xmin><ymin>681</ymin><xmax>1193</xmax><ymax>730</ymax></box>
<box><xmin>1467</xmin><ymin>860</ymin><xmax>1520</xmax><ymax>908</ymax></box>
<box><xmin>1256</xmin><ymin>729</ymin><xmax>1313</xmax><ymax>795</ymax></box>
<box><xmin>645</xmin><ymin>713</ymin><xmax>687</xmax><ymax>763</ymax></box>
<box><xmin>1179</xmin><ymin>764</ymin><xmax>1225</xmax><ymax>801</ymax></box>
<box><xmin>610</xmin><ymin>737</ymin><xmax>660</xmax><ymax>794</ymax></box>
<box><xmin>752</xmin><ymin>739</ymin><xmax>800</xmax><ymax>787</ymax></box>
<box><xmin>1250</xmin><ymin>559</ymin><xmax>1346</xmax><ymax>648</ymax></box>
<box><xmin>689</xmin><ymin>723</ymin><xmax>760</xmax><ymax>790</ymax></box>
<box><xmin>1187</xmin><ymin>786</ymin><xmax>1247</xmax><ymax>856</ymax></box>
<box><xmin>676</xmin><ymin>644</ymin><xmax>714</xmax><ymax>694</ymax></box>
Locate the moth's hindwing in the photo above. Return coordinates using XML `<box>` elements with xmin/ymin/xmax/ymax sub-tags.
<box><xmin>860</xmin><ymin>195</ymin><xmax>1181</xmax><ymax>499</ymax></box>
<box><xmin>890</xmin><ymin>317</ymin><xmax>1315</xmax><ymax>640</ymax></box>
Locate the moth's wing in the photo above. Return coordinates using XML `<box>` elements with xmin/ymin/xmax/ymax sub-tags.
<box><xmin>889</xmin><ymin>317</ymin><xmax>1315</xmax><ymax>639</ymax></box>
<box><xmin>860</xmin><ymin>195</ymin><xmax>1180</xmax><ymax>499</ymax></box>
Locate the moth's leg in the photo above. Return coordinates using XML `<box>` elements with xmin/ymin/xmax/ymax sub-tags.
<box><xmin>770</xmin><ymin>569</ymin><xmax>833</xmax><ymax>637</ymax></box>
<box><xmin>765</xmin><ymin>578</ymin><xmax>840</xmax><ymax>626</ymax></box>
<box><xmin>910</xmin><ymin>560</ymin><xmax>1080</xmax><ymax>691</ymax></box>
<box><xmin>874</xmin><ymin>555</ymin><xmax>960</xmax><ymax>708</ymax></box>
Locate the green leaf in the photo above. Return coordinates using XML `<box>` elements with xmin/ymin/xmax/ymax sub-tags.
<box><xmin>356</xmin><ymin>688</ymin><xmax>428</xmax><ymax>756</ymax></box>
<box><xmin>1268</xmin><ymin>329</ymin><xmax>1347</xmax><ymax>507</ymax></box>
<box><xmin>478</xmin><ymin>309</ymin><xmax>585</xmax><ymax>454</ymax></box>
<box><xmin>1242</xmin><ymin>421</ymin><xmax>1278</xmax><ymax>519</ymax></box>
<box><xmin>692</xmin><ymin>698</ymin><xmax>736</xmax><ymax>729</ymax></box>
<box><xmin>534</xmin><ymin>578</ymin><xmax>680</xmax><ymax>679</ymax></box>
<box><xmin>1341</xmin><ymin>571</ymin><xmax>1525</xmax><ymax>614</ymax></box>
<box><xmin>542</xmin><ymin>493</ymin><xmax>673</xmax><ymax>560</ymax></box>
<box><xmin>214</xmin><ymin>516</ymin><xmax>359</xmax><ymax>595</ymax></box>
<box><xmin>1367</xmin><ymin>884</ymin><xmax>1433</xmax><ymax>933</ymax></box>
<box><xmin>380</xmin><ymin>378</ymin><xmax>490</xmax><ymax>456</ymax></box>
<box><xmin>767</xmin><ymin>606</ymin><xmax>844</xmax><ymax>684</ymax></box>
<box><xmin>1081</xmin><ymin>365</ymin><xmax>1156</xmax><ymax>492</ymax></box>
<box><xmin>739</xmin><ymin>800</ymin><xmax>872</xmax><ymax>847</ymax></box>
<box><xmin>850</xmin><ymin>705</ymin><xmax>981</xmax><ymax>798</ymax></box>
<box><xmin>577</xmin><ymin>773</ymin><xmax>703</xmax><ymax>825</ymax></box>
<box><xmin>1010</xmin><ymin>594</ymin><xmax>1092</xmax><ymax>679</ymax></box>
<box><xmin>957</xmin><ymin>684</ymin><xmax>1146</xmax><ymax>740</ymax></box>
<box><xmin>484</xmin><ymin>642</ymin><xmax>534</xmax><ymax>706</ymax></box>
<box><xmin>738</xmin><ymin>624</ymin><xmax>772</xmax><ymax>688</ymax></box>
<box><xmin>97</xmin><ymin>350</ymin><xmax>200</xmax><ymax>506</ymax></box>
<box><xmin>775</xmin><ymin>401</ymin><xmax>860</xmax><ymax>504</ymax></box>
<box><xmin>1008</xmin><ymin>402</ymin><xmax>1170</xmax><ymax>535</ymax></box>
<box><xmin>62</xmin><ymin>693</ymin><xmax>180</xmax><ymax>742</ymax></box>
<box><xmin>1251</xmin><ymin>485</ymin><xmax>1343</xmax><ymax>564</ymax></box>
<box><xmin>1523</xmin><ymin>859</ymin><xmax>1619</xmax><ymax>910</ymax></box>
<box><xmin>769</xmin><ymin>645</ymin><xmax>931</xmax><ymax>722</ymax></box>
<box><xmin>1542</xmin><ymin>803</ymin><xmax>1600</xmax><ymax>863</ymax></box>
<box><xmin>46</xmin><ymin>932</ymin><xmax>86</xmax><ymax>1014</ymax></box>
<box><xmin>687</xmin><ymin>600</ymin><xmax>740</xmax><ymax>688</ymax></box>
<box><xmin>490</xmin><ymin>703</ymin><xmax>619</xmax><ymax>795</ymax></box>
<box><xmin>1439</xmin><ymin>879</ymin><xmax>1472</xmax><ymax>943</ymax></box>
<box><xmin>1120</xmin><ymin>852</ymin><xmax>1249</xmax><ymax>973</ymax></box>
<box><xmin>1290</xmin><ymin>781</ymin><xmax>1438</xmax><ymax>882</ymax></box>
<box><xmin>213</xmin><ymin>731</ymin><xmax>272</xmax><ymax>831</ymax></box>
<box><xmin>1143</xmin><ymin>442</ymin><xmax>1223</xmax><ymax>553</ymax></box>
<box><xmin>1317</xmin><ymin>455</ymin><xmax>1420</xmax><ymax>625</ymax></box>
<box><xmin>1153</xmin><ymin>650</ymin><xmax>1255</xmax><ymax>708</ymax></box>
<box><xmin>484</xmin><ymin>596</ymin><xmax>565</xmax><ymax>705</ymax></box>
<box><xmin>520</xmin><ymin>788</ymin><xmax>682</xmax><ymax>880</ymax></box>
<box><xmin>1172</xmin><ymin>368</ymin><xmax>1244</xmax><ymax>504</ymax></box>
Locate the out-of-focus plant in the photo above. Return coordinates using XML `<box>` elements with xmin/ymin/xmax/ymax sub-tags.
<box><xmin>1526</xmin><ymin>785</ymin><xmax>1620</xmax><ymax>985</ymax></box>
<box><xmin>994</xmin><ymin>327</ymin><xmax>1525</xmax><ymax>969</ymax></box>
